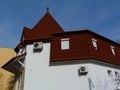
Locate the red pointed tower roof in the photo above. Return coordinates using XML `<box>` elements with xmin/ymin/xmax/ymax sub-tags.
<box><xmin>21</xmin><ymin>12</ymin><xmax>64</xmax><ymax>42</ymax></box>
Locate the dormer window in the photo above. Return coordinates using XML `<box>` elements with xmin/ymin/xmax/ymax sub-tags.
<box><xmin>92</xmin><ymin>38</ymin><xmax>98</xmax><ymax>50</ymax></box>
<box><xmin>110</xmin><ymin>46</ymin><xmax>115</xmax><ymax>56</ymax></box>
<box><xmin>61</xmin><ymin>38</ymin><xmax>70</xmax><ymax>50</ymax></box>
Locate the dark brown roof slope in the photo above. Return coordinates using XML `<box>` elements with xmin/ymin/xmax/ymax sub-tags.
<box><xmin>52</xmin><ymin>30</ymin><xmax>120</xmax><ymax>46</ymax></box>
<box><xmin>20</xmin><ymin>27</ymin><xmax>31</xmax><ymax>41</ymax></box>
<box><xmin>21</xmin><ymin>12</ymin><xmax>64</xmax><ymax>41</ymax></box>
<box><xmin>33</xmin><ymin>12</ymin><xmax>64</xmax><ymax>33</ymax></box>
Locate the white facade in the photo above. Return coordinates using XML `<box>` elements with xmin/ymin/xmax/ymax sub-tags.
<box><xmin>23</xmin><ymin>42</ymin><xmax>120</xmax><ymax>90</ymax></box>
<box><xmin>88</xmin><ymin>64</ymin><xmax>120</xmax><ymax>90</ymax></box>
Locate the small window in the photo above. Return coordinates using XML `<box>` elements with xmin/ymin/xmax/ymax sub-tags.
<box><xmin>61</xmin><ymin>38</ymin><xmax>70</xmax><ymax>50</ymax></box>
<box><xmin>92</xmin><ymin>38</ymin><xmax>98</xmax><ymax>50</ymax></box>
<box><xmin>115</xmin><ymin>71</ymin><xmax>119</xmax><ymax>77</ymax></box>
<box><xmin>107</xmin><ymin>70</ymin><xmax>113</xmax><ymax>76</ymax></box>
<box><xmin>110</xmin><ymin>46</ymin><xmax>115</xmax><ymax>56</ymax></box>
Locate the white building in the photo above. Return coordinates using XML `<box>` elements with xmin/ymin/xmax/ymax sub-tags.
<box><xmin>2</xmin><ymin>11</ymin><xmax>120</xmax><ymax>90</ymax></box>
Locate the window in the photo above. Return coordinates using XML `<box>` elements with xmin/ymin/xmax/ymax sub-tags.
<box><xmin>107</xmin><ymin>70</ymin><xmax>113</xmax><ymax>76</ymax></box>
<box><xmin>115</xmin><ymin>71</ymin><xmax>119</xmax><ymax>77</ymax></box>
<box><xmin>92</xmin><ymin>38</ymin><xmax>98</xmax><ymax>50</ymax></box>
<box><xmin>110</xmin><ymin>46</ymin><xmax>115</xmax><ymax>56</ymax></box>
<box><xmin>61</xmin><ymin>38</ymin><xmax>70</xmax><ymax>50</ymax></box>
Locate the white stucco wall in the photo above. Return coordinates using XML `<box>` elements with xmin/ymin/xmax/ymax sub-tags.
<box><xmin>23</xmin><ymin>42</ymin><xmax>120</xmax><ymax>90</ymax></box>
<box><xmin>88</xmin><ymin>63</ymin><xmax>120</xmax><ymax>90</ymax></box>
<box><xmin>24</xmin><ymin>43</ymin><xmax>89</xmax><ymax>90</ymax></box>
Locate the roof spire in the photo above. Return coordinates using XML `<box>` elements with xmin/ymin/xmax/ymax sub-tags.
<box><xmin>46</xmin><ymin>6</ymin><xmax>49</xmax><ymax>12</ymax></box>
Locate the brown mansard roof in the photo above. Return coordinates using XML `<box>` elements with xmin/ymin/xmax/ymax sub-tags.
<box><xmin>50</xmin><ymin>30</ymin><xmax>120</xmax><ymax>66</ymax></box>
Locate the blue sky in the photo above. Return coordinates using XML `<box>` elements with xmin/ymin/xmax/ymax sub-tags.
<box><xmin>0</xmin><ymin>0</ymin><xmax>120</xmax><ymax>48</ymax></box>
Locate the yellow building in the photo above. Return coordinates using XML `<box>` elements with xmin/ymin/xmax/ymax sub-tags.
<box><xmin>0</xmin><ymin>47</ymin><xmax>16</xmax><ymax>90</ymax></box>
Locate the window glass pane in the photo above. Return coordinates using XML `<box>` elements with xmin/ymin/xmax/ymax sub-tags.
<box><xmin>92</xmin><ymin>38</ymin><xmax>97</xmax><ymax>50</ymax></box>
<box><xmin>61</xmin><ymin>38</ymin><xmax>70</xmax><ymax>50</ymax></box>
<box><xmin>110</xmin><ymin>46</ymin><xmax>115</xmax><ymax>55</ymax></box>
<box><xmin>107</xmin><ymin>70</ymin><xmax>113</xmax><ymax>76</ymax></box>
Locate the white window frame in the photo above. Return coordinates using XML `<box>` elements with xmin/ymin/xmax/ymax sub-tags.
<box><xmin>61</xmin><ymin>38</ymin><xmax>70</xmax><ymax>50</ymax></box>
<box><xmin>92</xmin><ymin>38</ymin><xmax>98</xmax><ymax>50</ymax></box>
<box><xmin>110</xmin><ymin>46</ymin><xmax>115</xmax><ymax>56</ymax></box>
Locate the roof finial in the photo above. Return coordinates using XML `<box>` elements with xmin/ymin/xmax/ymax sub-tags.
<box><xmin>46</xmin><ymin>6</ymin><xmax>49</xmax><ymax>12</ymax></box>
